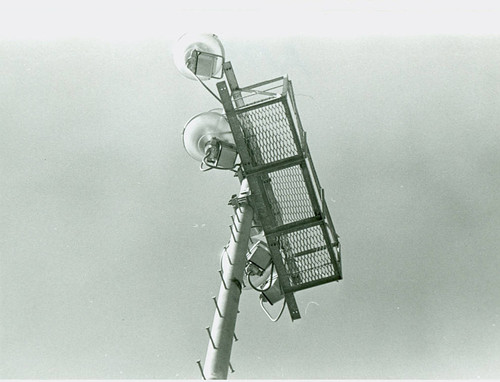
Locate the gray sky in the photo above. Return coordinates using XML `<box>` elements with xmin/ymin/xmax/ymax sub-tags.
<box><xmin>1</xmin><ymin>2</ymin><xmax>500</xmax><ymax>380</ymax></box>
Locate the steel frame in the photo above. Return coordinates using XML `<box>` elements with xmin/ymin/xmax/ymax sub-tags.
<box><xmin>217</xmin><ymin>63</ymin><xmax>342</xmax><ymax>320</ymax></box>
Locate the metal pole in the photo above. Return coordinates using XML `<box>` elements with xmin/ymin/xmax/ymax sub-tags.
<box><xmin>203</xmin><ymin>180</ymin><xmax>253</xmax><ymax>379</ymax></box>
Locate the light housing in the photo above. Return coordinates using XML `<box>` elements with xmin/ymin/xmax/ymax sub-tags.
<box><xmin>173</xmin><ymin>33</ymin><xmax>225</xmax><ymax>81</ymax></box>
<box><xmin>182</xmin><ymin>111</ymin><xmax>235</xmax><ymax>160</ymax></box>
<box><xmin>260</xmin><ymin>275</ymin><xmax>284</xmax><ymax>305</ymax></box>
<box><xmin>182</xmin><ymin>111</ymin><xmax>237</xmax><ymax>170</ymax></box>
<box><xmin>247</xmin><ymin>241</ymin><xmax>272</xmax><ymax>274</ymax></box>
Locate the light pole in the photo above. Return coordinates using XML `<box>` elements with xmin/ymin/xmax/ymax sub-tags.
<box><xmin>203</xmin><ymin>180</ymin><xmax>253</xmax><ymax>380</ymax></box>
<box><xmin>173</xmin><ymin>33</ymin><xmax>343</xmax><ymax>380</ymax></box>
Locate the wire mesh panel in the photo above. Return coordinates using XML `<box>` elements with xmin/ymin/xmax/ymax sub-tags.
<box><xmin>217</xmin><ymin>74</ymin><xmax>342</xmax><ymax>318</ymax></box>
<box><xmin>279</xmin><ymin>224</ymin><xmax>338</xmax><ymax>289</ymax></box>
<box><xmin>237</xmin><ymin>100</ymin><xmax>300</xmax><ymax>166</ymax></box>
<box><xmin>233</xmin><ymin>79</ymin><xmax>341</xmax><ymax>291</ymax></box>
<box><xmin>264</xmin><ymin>165</ymin><xmax>315</xmax><ymax>226</ymax></box>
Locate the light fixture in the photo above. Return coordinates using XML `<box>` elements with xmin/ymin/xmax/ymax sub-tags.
<box><xmin>260</xmin><ymin>274</ymin><xmax>284</xmax><ymax>305</ymax></box>
<box><xmin>246</xmin><ymin>241</ymin><xmax>272</xmax><ymax>275</ymax></box>
<box><xmin>182</xmin><ymin>110</ymin><xmax>237</xmax><ymax>169</ymax></box>
<box><xmin>173</xmin><ymin>33</ymin><xmax>225</xmax><ymax>81</ymax></box>
<box><xmin>244</xmin><ymin>238</ymin><xmax>273</xmax><ymax>291</ymax></box>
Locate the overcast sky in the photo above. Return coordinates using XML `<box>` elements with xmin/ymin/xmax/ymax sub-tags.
<box><xmin>1</xmin><ymin>1</ymin><xmax>500</xmax><ymax>380</ymax></box>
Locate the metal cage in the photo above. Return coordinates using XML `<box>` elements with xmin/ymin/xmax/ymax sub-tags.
<box><xmin>217</xmin><ymin>67</ymin><xmax>342</xmax><ymax>320</ymax></box>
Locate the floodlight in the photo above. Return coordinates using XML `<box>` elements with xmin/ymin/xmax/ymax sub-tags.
<box><xmin>182</xmin><ymin>111</ymin><xmax>237</xmax><ymax>170</ymax></box>
<box><xmin>247</xmin><ymin>241</ymin><xmax>272</xmax><ymax>274</ymax></box>
<box><xmin>260</xmin><ymin>274</ymin><xmax>284</xmax><ymax>305</ymax></box>
<box><xmin>243</xmin><ymin>263</ymin><xmax>273</xmax><ymax>291</ymax></box>
<box><xmin>173</xmin><ymin>33</ymin><xmax>225</xmax><ymax>81</ymax></box>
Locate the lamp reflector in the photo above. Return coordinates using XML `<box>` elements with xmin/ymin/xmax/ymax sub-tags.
<box><xmin>173</xmin><ymin>33</ymin><xmax>225</xmax><ymax>81</ymax></box>
<box><xmin>182</xmin><ymin>111</ymin><xmax>235</xmax><ymax>161</ymax></box>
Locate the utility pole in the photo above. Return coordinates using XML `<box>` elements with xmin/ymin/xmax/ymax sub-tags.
<box><xmin>203</xmin><ymin>180</ymin><xmax>253</xmax><ymax>379</ymax></box>
<box><xmin>173</xmin><ymin>33</ymin><xmax>343</xmax><ymax>380</ymax></box>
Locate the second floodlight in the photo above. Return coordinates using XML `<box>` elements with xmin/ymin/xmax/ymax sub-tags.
<box><xmin>182</xmin><ymin>111</ymin><xmax>237</xmax><ymax>170</ymax></box>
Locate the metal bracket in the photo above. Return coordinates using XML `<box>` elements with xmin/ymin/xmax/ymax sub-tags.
<box><xmin>206</xmin><ymin>327</ymin><xmax>217</xmax><ymax>349</ymax></box>
<box><xmin>196</xmin><ymin>360</ymin><xmax>206</xmax><ymax>380</ymax></box>
<box><xmin>228</xmin><ymin>194</ymin><xmax>249</xmax><ymax>209</ymax></box>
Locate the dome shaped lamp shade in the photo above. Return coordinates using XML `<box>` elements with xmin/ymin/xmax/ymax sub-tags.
<box><xmin>173</xmin><ymin>33</ymin><xmax>225</xmax><ymax>81</ymax></box>
<box><xmin>182</xmin><ymin>111</ymin><xmax>235</xmax><ymax>162</ymax></box>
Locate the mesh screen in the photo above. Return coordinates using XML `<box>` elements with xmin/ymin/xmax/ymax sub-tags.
<box><xmin>280</xmin><ymin>225</ymin><xmax>337</xmax><ymax>288</ymax></box>
<box><xmin>229</xmin><ymin>81</ymin><xmax>341</xmax><ymax>294</ymax></box>
<box><xmin>237</xmin><ymin>101</ymin><xmax>299</xmax><ymax>166</ymax></box>
<box><xmin>264</xmin><ymin>165</ymin><xmax>315</xmax><ymax>225</ymax></box>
